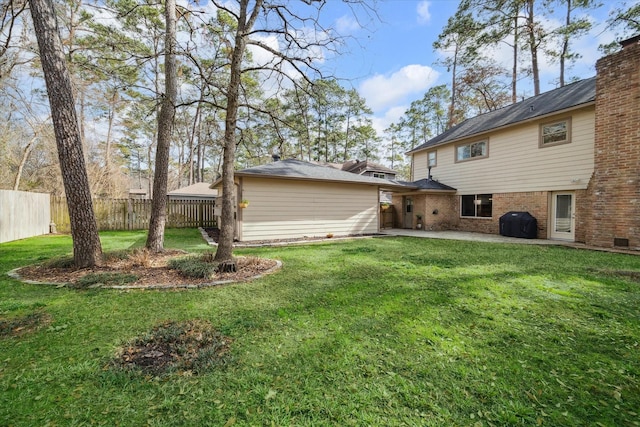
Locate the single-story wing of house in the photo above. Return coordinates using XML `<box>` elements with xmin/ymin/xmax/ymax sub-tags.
<box><xmin>167</xmin><ymin>182</ymin><xmax>218</xmax><ymax>201</ymax></box>
<box><xmin>211</xmin><ymin>159</ymin><xmax>406</xmax><ymax>242</ymax></box>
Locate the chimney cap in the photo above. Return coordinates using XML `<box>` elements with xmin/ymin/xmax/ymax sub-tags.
<box><xmin>620</xmin><ymin>34</ymin><xmax>640</xmax><ymax>49</ymax></box>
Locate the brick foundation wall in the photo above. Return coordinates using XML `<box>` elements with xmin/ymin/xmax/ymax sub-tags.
<box><xmin>453</xmin><ymin>192</ymin><xmax>549</xmax><ymax>237</ymax></box>
<box><xmin>588</xmin><ymin>37</ymin><xmax>640</xmax><ymax>249</ymax></box>
<box><xmin>389</xmin><ymin>190</ymin><xmax>595</xmax><ymax>241</ymax></box>
<box><xmin>493</xmin><ymin>192</ymin><xmax>548</xmax><ymax>238</ymax></box>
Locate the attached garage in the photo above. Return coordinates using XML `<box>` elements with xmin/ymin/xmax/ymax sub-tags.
<box><xmin>212</xmin><ymin>159</ymin><xmax>404</xmax><ymax>242</ymax></box>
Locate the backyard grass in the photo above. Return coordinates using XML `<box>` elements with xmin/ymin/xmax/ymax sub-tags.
<box><xmin>1</xmin><ymin>229</ymin><xmax>639</xmax><ymax>426</ymax></box>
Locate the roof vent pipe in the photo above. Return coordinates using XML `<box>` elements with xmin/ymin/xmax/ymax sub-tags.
<box><xmin>272</xmin><ymin>153</ymin><xmax>281</xmax><ymax>162</ymax></box>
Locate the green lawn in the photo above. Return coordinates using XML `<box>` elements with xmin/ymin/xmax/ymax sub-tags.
<box><xmin>1</xmin><ymin>229</ymin><xmax>639</xmax><ymax>426</ymax></box>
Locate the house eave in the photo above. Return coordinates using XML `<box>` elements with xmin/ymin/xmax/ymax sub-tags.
<box><xmin>238</xmin><ymin>172</ymin><xmax>407</xmax><ymax>189</ymax></box>
<box><xmin>393</xmin><ymin>189</ymin><xmax>457</xmax><ymax>196</ymax></box>
<box><xmin>407</xmin><ymin>101</ymin><xmax>596</xmax><ymax>156</ymax></box>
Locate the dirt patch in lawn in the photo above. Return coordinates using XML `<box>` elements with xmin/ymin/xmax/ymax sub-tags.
<box><xmin>12</xmin><ymin>249</ymin><xmax>280</xmax><ymax>289</ymax></box>
<box><xmin>0</xmin><ymin>311</ymin><xmax>52</xmax><ymax>338</ymax></box>
<box><xmin>111</xmin><ymin>320</ymin><xmax>232</xmax><ymax>375</ymax></box>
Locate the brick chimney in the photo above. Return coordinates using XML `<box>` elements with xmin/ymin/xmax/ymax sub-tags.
<box><xmin>588</xmin><ymin>35</ymin><xmax>640</xmax><ymax>249</ymax></box>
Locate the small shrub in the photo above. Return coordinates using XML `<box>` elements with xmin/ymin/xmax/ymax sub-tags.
<box><xmin>42</xmin><ymin>255</ymin><xmax>75</xmax><ymax>269</ymax></box>
<box><xmin>201</xmin><ymin>251</ymin><xmax>216</xmax><ymax>263</ymax></box>
<box><xmin>103</xmin><ymin>250</ymin><xmax>132</xmax><ymax>263</ymax></box>
<box><xmin>74</xmin><ymin>272</ymin><xmax>139</xmax><ymax>289</ymax></box>
<box><xmin>168</xmin><ymin>256</ymin><xmax>217</xmax><ymax>278</ymax></box>
<box><xmin>127</xmin><ymin>248</ymin><xmax>151</xmax><ymax>267</ymax></box>
<box><xmin>237</xmin><ymin>256</ymin><xmax>261</xmax><ymax>268</ymax></box>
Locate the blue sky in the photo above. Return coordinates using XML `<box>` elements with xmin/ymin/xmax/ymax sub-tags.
<box><xmin>311</xmin><ymin>0</ymin><xmax>636</xmax><ymax>135</ymax></box>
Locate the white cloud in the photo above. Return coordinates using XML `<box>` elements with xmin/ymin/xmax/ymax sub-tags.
<box><xmin>335</xmin><ymin>15</ymin><xmax>361</xmax><ymax>34</ymax></box>
<box><xmin>371</xmin><ymin>105</ymin><xmax>408</xmax><ymax>136</ymax></box>
<box><xmin>247</xmin><ymin>34</ymin><xmax>281</xmax><ymax>68</ymax></box>
<box><xmin>359</xmin><ymin>64</ymin><xmax>439</xmax><ymax>112</ymax></box>
<box><xmin>417</xmin><ymin>1</ymin><xmax>432</xmax><ymax>25</ymax></box>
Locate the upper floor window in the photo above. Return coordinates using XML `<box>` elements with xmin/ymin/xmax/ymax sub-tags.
<box><xmin>428</xmin><ymin>151</ymin><xmax>437</xmax><ymax>167</ymax></box>
<box><xmin>461</xmin><ymin>194</ymin><xmax>492</xmax><ymax>218</ymax></box>
<box><xmin>373</xmin><ymin>172</ymin><xmax>385</xmax><ymax>179</ymax></box>
<box><xmin>456</xmin><ymin>140</ymin><xmax>487</xmax><ymax>162</ymax></box>
<box><xmin>540</xmin><ymin>117</ymin><xmax>571</xmax><ymax>147</ymax></box>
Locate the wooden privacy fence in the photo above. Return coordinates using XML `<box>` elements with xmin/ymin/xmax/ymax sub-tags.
<box><xmin>51</xmin><ymin>197</ymin><xmax>217</xmax><ymax>233</ymax></box>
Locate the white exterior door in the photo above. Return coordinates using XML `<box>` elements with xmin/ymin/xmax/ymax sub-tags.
<box><xmin>403</xmin><ymin>197</ymin><xmax>414</xmax><ymax>229</ymax></box>
<box><xmin>550</xmin><ymin>192</ymin><xmax>575</xmax><ymax>241</ymax></box>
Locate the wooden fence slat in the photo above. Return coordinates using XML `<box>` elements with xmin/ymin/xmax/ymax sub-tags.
<box><xmin>50</xmin><ymin>197</ymin><xmax>216</xmax><ymax>233</ymax></box>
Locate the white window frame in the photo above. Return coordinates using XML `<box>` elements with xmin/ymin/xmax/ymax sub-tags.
<box><xmin>540</xmin><ymin>117</ymin><xmax>572</xmax><ymax>147</ymax></box>
<box><xmin>428</xmin><ymin>151</ymin><xmax>437</xmax><ymax>167</ymax></box>
<box><xmin>456</xmin><ymin>140</ymin><xmax>488</xmax><ymax>162</ymax></box>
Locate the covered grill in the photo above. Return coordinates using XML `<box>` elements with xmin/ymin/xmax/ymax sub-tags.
<box><xmin>499</xmin><ymin>211</ymin><xmax>538</xmax><ymax>239</ymax></box>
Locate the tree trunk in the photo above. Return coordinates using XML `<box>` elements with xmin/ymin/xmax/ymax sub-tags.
<box><xmin>214</xmin><ymin>0</ymin><xmax>263</xmax><ymax>269</ymax></box>
<box><xmin>13</xmin><ymin>136</ymin><xmax>37</xmax><ymax>190</ymax></box>
<box><xmin>449</xmin><ymin>43</ymin><xmax>458</xmax><ymax>128</ymax></box>
<box><xmin>105</xmin><ymin>96</ymin><xmax>115</xmax><ymax>197</ymax></box>
<box><xmin>188</xmin><ymin>96</ymin><xmax>202</xmax><ymax>185</ymax></box>
<box><xmin>512</xmin><ymin>13</ymin><xmax>518</xmax><ymax>103</ymax></box>
<box><xmin>146</xmin><ymin>0</ymin><xmax>177</xmax><ymax>252</ymax></box>
<box><xmin>527</xmin><ymin>0</ymin><xmax>540</xmax><ymax>95</ymax></box>
<box><xmin>560</xmin><ymin>0</ymin><xmax>571</xmax><ymax>87</ymax></box>
<box><xmin>29</xmin><ymin>0</ymin><xmax>102</xmax><ymax>268</ymax></box>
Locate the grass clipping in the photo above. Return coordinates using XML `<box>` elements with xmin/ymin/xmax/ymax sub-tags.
<box><xmin>111</xmin><ymin>320</ymin><xmax>232</xmax><ymax>376</ymax></box>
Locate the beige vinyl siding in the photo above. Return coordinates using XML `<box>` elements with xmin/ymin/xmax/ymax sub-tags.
<box><xmin>239</xmin><ymin>178</ymin><xmax>378</xmax><ymax>241</ymax></box>
<box><xmin>412</xmin><ymin>108</ymin><xmax>595</xmax><ymax>194</ymax></box>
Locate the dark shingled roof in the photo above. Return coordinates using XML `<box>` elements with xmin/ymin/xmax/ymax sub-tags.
<box><xmin>400</xmin><ymin>178</ymin><xmax>456</xmax><ymax>191</ymax></box>
<box><xmin>233</xmin><ymin>159</ymin><xmax>407</xmax><ymax>189</ymax></box>
<box><xmin>342</xmin><ymin>160</ymin><xmax>397</xmax><ymax>175</ymax></box>
<box><xmin>409</xmin><ymin>77</ymin><xmax>596</xmax><ymax>153</ymax></box>
<box><xmin>213</xmin><ymin>159</ymin><xmax>457</xmax><ymax>193</ymax></box>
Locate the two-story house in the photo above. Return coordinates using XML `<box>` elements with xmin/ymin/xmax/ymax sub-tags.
<box><xmin>396</xmin><ymin>35</ymin><xmax>640</xmax><ymax>250</ymax></box>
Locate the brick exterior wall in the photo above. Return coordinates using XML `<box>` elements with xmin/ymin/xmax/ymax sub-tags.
<box><xmin>452</xmin><ymin>192</ymin><xmax>549</xmax><ymax>237</ymax></box>
<box><xmin>588</xmin><ymin>37</ymin><xmax>640</xmax><ymax>249</ymax></box>
<box><xmin>574</xmin><ymin>188</ymin><xmax>590</xmax><ymax>244</ymax></box>
<box><xmin>416</xmin><ymin>193</ymin><xmax>459</xmax><ymax>230</ymax></box>
<box><xmin>390</xmin><ymin>191</ymin><xmax>553</xmax><ymax>237</ymax></box>
<box><xmin>390</xmin><ymin>193</ymin><xmax>459</xmax><ymax>230</ymax></box>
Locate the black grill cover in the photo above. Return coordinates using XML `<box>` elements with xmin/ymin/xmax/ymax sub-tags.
<box><xmin>499</xmin><ymin>211</ymin><xmax>537</xmax><ymax>239</ymax></box>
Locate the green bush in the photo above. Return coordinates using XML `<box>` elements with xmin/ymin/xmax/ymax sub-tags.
<box><xmin>74</xmin><ymin>272</ymin><xmax>138</xmax><ymax>289</ymax></box>
<box><xmin>41</xmin><ymin>255</ymin><xmax>75</xmax><ymax>269</ymax></box>
<box><xmin>168</xmin><ymin>255</ymin><xmax>217</xmax><ymax>278</ymax></box>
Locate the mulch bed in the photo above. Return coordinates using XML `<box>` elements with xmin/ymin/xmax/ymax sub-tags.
<box><xmin>13</xmin><ymin>250</ymin><xmax>279</xmax><ymax>289</ymax></box>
